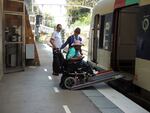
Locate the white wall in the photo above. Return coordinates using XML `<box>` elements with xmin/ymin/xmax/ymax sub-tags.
<box><xmin>0</xmin><ymin>0</ymin><xmax>3</xmax><ymax>80</ymax></box>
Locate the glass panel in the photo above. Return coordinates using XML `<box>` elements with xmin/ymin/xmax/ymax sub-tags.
<box><xmin>103</xmin><ymin>13</ymin><xmax>113</xmax><ymax>51</ymax></box>
<box><xmin>5</xmin><ymin>43</ymin><xmax>23</xmax><ymax>68</ymax></box>
<box><xmin>5</xmin><ymin>14</ymin><xmax>23</xmax><ymax>42</ymax></box>
<box><xmin>4</xmin><ymin>0</ymin><xmax>23</xmax><ymax>12</ymax></box>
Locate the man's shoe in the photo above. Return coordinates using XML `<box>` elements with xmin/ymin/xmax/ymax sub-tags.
<box><xmin>93</xmin><ymin>70</ymin><xmax>99</xmax><ymax>75</ymax></box>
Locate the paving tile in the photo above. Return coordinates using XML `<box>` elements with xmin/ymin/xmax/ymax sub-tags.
<box><xmin>82</xmin><ymin>89</ymin><xmax>104</xmax><ymax>97</ymax></box>
<box><xmin>89</xmin><ymin>96</ymin><xmax>117</xmax><ymax>108</ymax></box>
<box><xmin>99</xmin><ymin>108</ymin><xmax>124</xmax><ymax>113</ymax></box>
<box><xmin>0</xmin><ymin>44</ymin><xmax>102</xmax><ymax>113</ymax></box>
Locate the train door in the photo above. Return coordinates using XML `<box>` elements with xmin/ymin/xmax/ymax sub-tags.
<box><xmin>92</xmin><ymin>15</ymin><xmax>100</xmax><ymax>63</ymax></box>
<box><xmin>113</xmin><ymin>6</ymin><xmax>139</xmax><ymax>74</ymax></box>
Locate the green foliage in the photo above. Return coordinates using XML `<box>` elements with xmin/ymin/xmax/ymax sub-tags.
<box><xmin>33</xmin><ymin>6</ymin><xmax>42</xmax><ymax>15</ymax></box>
<box><xmin>66</xmin><ymin>0</ymin><xmax>99</xmax><ymax>7</ymax></box>
<box><xmin>74</xmin><ymin>14</ymin><xmax>90</xmax><ymax>26</ymax></box>
<box><xmin>68</xmin><ymin>8</ymin><xmax>90</xmax><ymax>25</ymax></box>
<box><xmin>44</xmin><ymin>13</ymin><xmax>55</xmax><ymax>27</ymax></box>
<box><xmin>66</xmin><ymin>0</ymin><xmax>98</xmax><ymax>26</ymax></box>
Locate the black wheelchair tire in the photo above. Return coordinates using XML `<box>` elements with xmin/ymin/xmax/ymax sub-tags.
<box><xmin>64</xmin><ymin>77</ymin><xmax>76</xmax><ymax>89</ymax></box>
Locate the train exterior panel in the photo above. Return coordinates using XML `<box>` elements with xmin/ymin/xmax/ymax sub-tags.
<box><xmin>97</xmin><ymin>49</ymin><xmax>111</xmax><ymax>70</ymax></box>
<box><xmin>135</xmin><ymin>58</ymin><xmax>150</xmax><ymax>91</ymax></box>
<box><xmin>88</xmin><ymin>0</ymin><xmax>150</xmax><ymax>92</ymax></box>
<box><xmin>88</xmin><ymin>0</ymin><xmax>115</xmax><ymax>70</ymax></box>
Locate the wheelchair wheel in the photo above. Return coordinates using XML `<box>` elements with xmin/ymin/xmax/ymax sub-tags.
<box><xmin>64</xmin><ymin>77</ymin><xmax>76</xmax><ymax>89</ymax></box>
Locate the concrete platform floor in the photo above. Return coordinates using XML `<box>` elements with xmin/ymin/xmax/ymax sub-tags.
<box><xmin>0</xmin><ymin>44</ymin><xmax>149</xmax><ymax>113</ymax></box>
<box><xmin>0</xmin><ymin>44</ymin><xmax>101</xmax><ymax>113</ymax></box>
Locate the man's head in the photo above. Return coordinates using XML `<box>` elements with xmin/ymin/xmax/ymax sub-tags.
<box><xmin>71</xmin><ymin>40</ymin><xmax>83</xmax><ymax>50</ymax></box>
<box><xmin>56</xmin><ymin>24</ymin><xmax>62</xmax><ymax>32</ymax></box>
<box><xmin>74</xmin><ymin>27</ymin><xmax>81</xmax><ymax>36</ymax></box>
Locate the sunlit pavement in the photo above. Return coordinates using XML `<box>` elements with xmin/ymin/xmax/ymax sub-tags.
<box><xmin>0</xmin><ymin>44</ymin><xmax>101</xmax><ymax>113</ymax></box>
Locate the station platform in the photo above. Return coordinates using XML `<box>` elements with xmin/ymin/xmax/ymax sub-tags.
<box><xmin>0</xmin><ymin>44</ymin><xmax>149</xmax><ymax>113</ymax></box>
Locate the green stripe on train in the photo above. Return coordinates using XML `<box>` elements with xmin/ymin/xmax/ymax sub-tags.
<box><xmin>126</xmin><ymin>0</ymin><xmax>140</xmax><ymax>6</ymax></box>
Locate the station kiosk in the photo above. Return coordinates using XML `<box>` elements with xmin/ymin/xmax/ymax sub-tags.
<box><xmin>3</xmin><ymin>0</ymin><xmax>25</xmax><ymax>73</ymax></box>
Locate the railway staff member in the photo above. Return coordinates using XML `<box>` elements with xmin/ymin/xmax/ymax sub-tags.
<box><xmin>50</xmin><ymin>24</ymin><xmax>63</xmax><ymax>76</ymax></box>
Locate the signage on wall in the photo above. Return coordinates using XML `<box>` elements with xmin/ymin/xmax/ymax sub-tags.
<box><xmin>105</xmin><ymin>22</ymin><xmax>111</xmax><ymax>30</ymax></box>
<box><xmin>137</xmin><ymin>5</ymin><xmax>150</xmax><ymax>60</ymax></box>
<box><xmin>142</xmin><ymin>16</ymin><xmax>150</xmax><ymax>32</ymax></box>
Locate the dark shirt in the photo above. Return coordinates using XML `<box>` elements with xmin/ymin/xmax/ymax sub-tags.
<box><xmin>60</xmin><ymin>35</ymin><xmax>82</xmax><ymax>49</ymax></box>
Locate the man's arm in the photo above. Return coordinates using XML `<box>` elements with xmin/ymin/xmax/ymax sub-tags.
<box><xmin>60</xmin><ymin>37</ymin><xmax>70</xmax><ymax>49</ymax></box>
<box><xmin>70</xmin><ymin>55</ymin><xmax>84</xmax><ymax>62</ymax></box>
<box><xmin>80</xmin><ymin>49</ymin><xmax>83</xmax><ymax>55</ymax></box>
<box><xmin>79</xmin><ymin>37</ymin><xmax>83</xmax><ymax>55</ymax></box>
<box><xmin>49</xmin><ymin>32</ymin><xmax>56</xmax><ymax>48</ymax></box>
<box><xmin>50</xmin><ymin>38</ymin><xmax>56</xmax><ymax>48</ymax></box>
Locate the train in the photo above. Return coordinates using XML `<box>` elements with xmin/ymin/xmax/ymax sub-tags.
<box><xmin>87</xmin><ymin>0</ymin><xmax>150</xmax><ymax>110</ymax></box>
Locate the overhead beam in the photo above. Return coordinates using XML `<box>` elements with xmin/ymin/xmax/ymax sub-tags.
<box><xmin>32</xmin><ymin>3</ymin><xmax>93</xmax><ymax>10</ymax></box>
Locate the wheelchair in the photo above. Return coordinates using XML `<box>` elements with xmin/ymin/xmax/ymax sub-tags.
<box><xmin>59</xmin><ymin>59</ymin><xmax>94</xmax><ymax>89</ymax></box>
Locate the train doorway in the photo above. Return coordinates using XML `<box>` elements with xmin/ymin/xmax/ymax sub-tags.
<box><xmin>112</xmin><ymin>5</ymin><xmax>139</xmax><ymax>74</ymax></box>
<box><xmin>92</xmin><ymin>14</ymin><xmax>100</xmax><ymax>63</ymax></box>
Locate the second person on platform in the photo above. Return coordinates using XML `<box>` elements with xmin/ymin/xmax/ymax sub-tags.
<box><xmin>60</xmin><ymin>27</ymin><xmax>83</xmax><ymax>55</ymax></box>
<box><xmin>50</xmin><ymin>24</ymin><xmax>63</xmax><ymax>76</ymax></box>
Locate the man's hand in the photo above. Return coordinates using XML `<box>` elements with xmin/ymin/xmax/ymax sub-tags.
<box><xmin>47</xmin><ymin>43</ymin><xmax>52</xmax><ymax>47</ymax></box>
<box><xmin>78</xmin><ymin>55</ymin><xmax>84</xmax><ymax>60</ymax></box>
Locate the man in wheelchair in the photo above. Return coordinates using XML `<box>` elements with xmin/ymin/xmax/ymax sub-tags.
<box><xmin>59</xmin><ymin>40</ymin><xmax>94</xmax><ymax>89</ymax></box>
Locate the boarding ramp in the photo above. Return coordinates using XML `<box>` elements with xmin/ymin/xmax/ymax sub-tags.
<box><xmin>71</xmin><ymin>71</ymin><xmax>124</xmax><ymax>90</ymax></box>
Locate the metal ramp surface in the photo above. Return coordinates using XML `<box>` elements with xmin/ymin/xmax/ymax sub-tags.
<box><xmin>71</xmin><ymin>71</ymin><xmax>124</xmax><ymax>90</ymax></box>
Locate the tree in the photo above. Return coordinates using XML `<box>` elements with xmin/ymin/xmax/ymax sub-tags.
<box><xmin>43</xmin><ymin>13</ymin><xmax>55</xmax><ymax>27</ymax></box>
<box><xmin>66</xmin><ymin>0</ymin><xmax>99</xmax><ymax>26</ymax></box>
<box><xmin>66</xmin><ymin>0</ymin><xmax>99</xmax><ymax>7</ymax></box>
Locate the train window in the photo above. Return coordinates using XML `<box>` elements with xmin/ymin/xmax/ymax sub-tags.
<box><xmin>103</xmin><ymin>13</ymin><xmax>113</xmax><ymax>51</ymax></box>
<box><xmin>137</xmin><ymin>5</ymin><xmax>150</xmax><ymax>60</ymax></box>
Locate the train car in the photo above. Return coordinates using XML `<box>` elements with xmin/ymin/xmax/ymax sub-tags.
<box><xmin>88</xmin><ymin>0</ymin><xmax>150</xmax><ymax>108</ymax></box>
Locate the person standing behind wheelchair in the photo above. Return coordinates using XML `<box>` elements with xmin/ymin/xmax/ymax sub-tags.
<box><xmin>50</xmin><ymin>24</ymin><xmax>63</xmax><ymax>76</ymax></box>
<box><xmin>60</xmin><ymin>27</ymin><xmax>83</xmax><ymax>55</ymax></box>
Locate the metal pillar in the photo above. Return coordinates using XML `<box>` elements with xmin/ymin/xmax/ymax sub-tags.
<box><xmin>0</xmin><ymin>0</ymin><xmax>3</xmax><ymax>79</ymax></box>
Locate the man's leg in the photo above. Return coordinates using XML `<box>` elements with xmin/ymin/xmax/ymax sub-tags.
<box><xmin>59</xmin><ymin>52</ymin><xmax>64</xmax><ymax>73</ymax></box>
<box><xmin>80</xmin><ymin>60</ymin><xmax>93</xmax><ymax>74</ymax></box>
<box><xmin>52</xmin><ymin>49</ymin><xmax>59</xmax><ymax>75</ymax></box>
